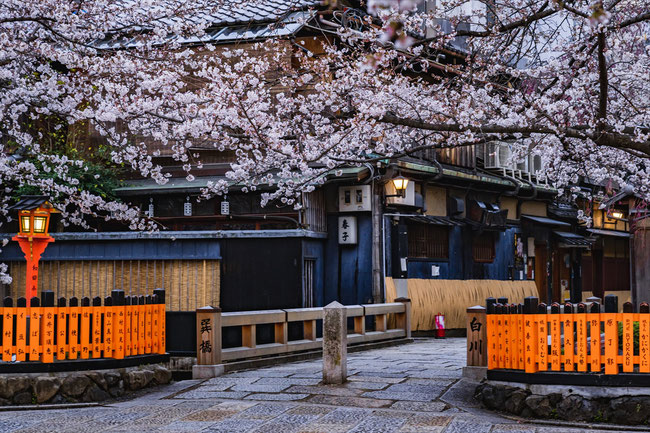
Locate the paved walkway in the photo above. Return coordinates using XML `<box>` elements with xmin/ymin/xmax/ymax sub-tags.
<box><xmin>0</xmin><ymin>339</ymin><xmax>629</xmax><ymax>432</ymax></box>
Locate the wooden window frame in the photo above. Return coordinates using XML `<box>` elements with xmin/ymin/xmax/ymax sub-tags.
<box><xmin>473</xmin><ymin>232</ymin><xmax>496</xmax><ymax>263</ymax></box>
<box><xmin>407</xmin><ymin>224</ymin><xmax>450</xmax><ymax>260</ymax></box>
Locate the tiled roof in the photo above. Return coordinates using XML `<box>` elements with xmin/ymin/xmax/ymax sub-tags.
<box><xmin>8</xmin><ymin>196</ymin><xmax>49</xmax><ymax>210</ymax></box>
<box><xmin>194</xmin><ymin>0</ymin><xmax>319</xmax><ymax>27</ymax></box>
<box><xmin>97</xmin><ymin>1</ymin><xmax>320</xmax><ymax>49</ymax></box>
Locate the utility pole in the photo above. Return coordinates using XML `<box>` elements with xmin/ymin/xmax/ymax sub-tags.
<box><xmin>372</xmin><ymin>180</ymin><xmax>384</xmax><ymax>303</ymax></box>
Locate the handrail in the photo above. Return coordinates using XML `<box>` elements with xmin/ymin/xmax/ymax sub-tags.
<box><xmin>196</xmin><ymin>299</ymin><xmax>411</xmax><ymax>366</ymax></box>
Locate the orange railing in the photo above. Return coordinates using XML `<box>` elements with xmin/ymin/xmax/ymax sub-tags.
<box><xmin>487</xmin><ymin>296</ymin><xmax>649</xmax><ymax>375</ymax></box>
<box><xmin>0</xmin><ymin>289</ymin><xmax>165</xmax><ymax>363</ymax></box>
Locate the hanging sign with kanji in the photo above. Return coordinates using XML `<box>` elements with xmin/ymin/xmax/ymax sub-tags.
<box><xmin>338</xmin><ymin>216</ymin><xmax>357</xmax><ymax>245</ymax></box>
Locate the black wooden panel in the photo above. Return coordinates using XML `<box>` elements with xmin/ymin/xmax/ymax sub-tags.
<box><xmin>166</xmin><ymin>311</ymin><xmax>196</xmax><ymax>355</ymax></box>
<box><xmin>220</xmin><ymin>238</ymin><xmax>302</xmax><ymax>312</ymax></box>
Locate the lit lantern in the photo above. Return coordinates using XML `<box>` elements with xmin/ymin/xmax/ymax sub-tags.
<box><xmin>9</xmin><ymin>196</ymin><xmax>57</xmax><ymax>300</ymax></box>
<box><xmin>386</xmin><ymin>175</ymin><xmax>410</xmax><ymax>198</ymax></box>
<box><xmin>610</xmin><ymin>210</ymin><xmax>624</xmax><ymax>220</ymax></box>
<box><xmin>391</xmin><ymin>176</ymin><xmax>409</xmax><ymax>196</ymax></box>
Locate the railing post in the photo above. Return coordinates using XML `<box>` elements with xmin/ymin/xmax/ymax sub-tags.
<box><xmin>193</xmin><ymin>306</ymin><xmax>223</xmax><ymax>379</ymax></box>
<box><xmin>323</xmin><ymin>301</ymin><xmax>347</xmax><ymax>384</ymax></box>
<box><xmin>154</xmin><ymin>288</ymin><xmax>166</xmax><ymax>354</ymax></box>
<box><xmin>395</xmin><ymin>297</ymin><xmax>411</xmax><ymax>338</ymax></box>
<box><xmin>275</xmin><ymin>311</ymin><xmax>288</xmax><ymax>345</ymax></box>
<box><xmin>466</xmin><ymin>306</ymin><xmax>487</xmax><ymax>367</ymax></box>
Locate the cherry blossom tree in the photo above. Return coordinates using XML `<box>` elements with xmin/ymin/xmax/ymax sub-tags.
<box><xmin>1</xmin><ymin>0</ymin><xmax>649</xmax><ymax>281</ymax></box>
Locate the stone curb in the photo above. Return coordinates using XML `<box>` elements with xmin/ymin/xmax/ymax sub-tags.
<box><xmin>501</xmin><ymin>414</ymin><xmax>650</xmax><ymax>432</ymax></box>
<box><xmin>0</xmin><ymin>402</ymin><xmax>101</xmax><ymax>411</ymax></box>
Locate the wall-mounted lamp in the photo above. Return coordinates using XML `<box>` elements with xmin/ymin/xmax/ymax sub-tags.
<box><xmin>610</xmin><ymin>210</ymin><xmax>624</xmax><ymax>220</ymax></box>
<box><xmin>386</xmin><ymin>175</ymin><xmax>410</xmax><ymax>198</ymax></box>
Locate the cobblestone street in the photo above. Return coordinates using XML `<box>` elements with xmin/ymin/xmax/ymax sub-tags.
<box><xmin>0</xmin><ymin>339</ymin><xmax>634</xmax><ymax>432</ymax></box>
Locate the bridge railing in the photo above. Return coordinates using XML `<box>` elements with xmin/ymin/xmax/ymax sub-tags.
<box><xmin>0</xmin><ymin>289</ymin><xmax>166</xmax><ymax>363</ymax></box>
<box><xmin>196</xmin><ymin>298</ymin><xmax>411</xmax><ymax>365</ymax></box>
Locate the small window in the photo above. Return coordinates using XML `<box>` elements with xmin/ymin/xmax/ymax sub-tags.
<box><xmin>408</xmin><ymin>224</ymin><xmax>449</xmax><ymax>259</ymax></box>
<box><xmin>473</xmin><ymin>232</ymin><xmax>495</xmax><ymax>263</ymax></box>
<box><xmin>303</xmin><ymin>258</ymin><xmax>316</xmax><ymax>308</ymax></box>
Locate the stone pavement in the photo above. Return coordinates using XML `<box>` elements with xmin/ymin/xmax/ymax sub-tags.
<box><xmin>0</xmin><ymin>338</ymin><xmax>632</xmax><ymax>432</ymax></box>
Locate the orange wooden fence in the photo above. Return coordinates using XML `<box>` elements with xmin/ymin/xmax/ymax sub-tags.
<box><xmin>487</xmin><ymin>296</ymin><xmax>648</xmax><ymax>375</ymax></box>
<box><xmin>0</xmin><ymin>289</ymin><xmax>166</xmax><ymax>363</ymax></box>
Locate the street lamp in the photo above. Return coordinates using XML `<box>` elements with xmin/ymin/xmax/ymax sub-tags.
<box><xmin>9</xmin><ymin>196</ymin><xmax>57</xmax><ymax>300</ymax></box>
<box><xmin>386</xmin><ymin>175</ymin><xmax>410</xmax><ymax>198</ymax></box>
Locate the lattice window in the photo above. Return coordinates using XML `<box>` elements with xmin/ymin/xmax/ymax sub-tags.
<box><xmin>407</xmin><ymin>224</ymin><xmax>449</xmax><ymax>259</ymax></box>
<box><xmin>473</xmin><ymin>232</ymin><xmax>495</xmax><ymax>263</ymax></box>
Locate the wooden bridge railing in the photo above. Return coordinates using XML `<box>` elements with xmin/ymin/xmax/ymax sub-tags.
<box><xmin>484</xmin><ymin>294</ymin><xmax>650</xmax><ymax>375</ymax></box>
<box><xmin>196</xmin><ymin>299</ymin><xmax>411</xmax><ymax>365</ymax></box>
<box><xmin>0</xmin><ymin>289</ymin><xmax>166</xmax><ymax>363</ymax></box>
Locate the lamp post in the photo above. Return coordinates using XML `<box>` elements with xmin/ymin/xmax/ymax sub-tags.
<box><xmin>9</xmin><ymin>196</ymin><xmax>57</xmax><ymax>300</ymax></box>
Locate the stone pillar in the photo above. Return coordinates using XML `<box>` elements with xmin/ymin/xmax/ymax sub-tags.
<box><xmin>466</xmin><ymin>306</ymin><xmax>487</xmax><ymax>367</ymax></box>
<box><xmin>192</xmin><ymin>306</ymin><xmax>223</xmax><ymax>379</ymax></box>
<box><xmin>323</xmin><ymin>301</ymin><xmax>347</xmax><ymax>384</ymax></box>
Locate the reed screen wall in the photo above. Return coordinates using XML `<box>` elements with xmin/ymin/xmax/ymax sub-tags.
<box><xmin>3</xmin><ymin>260</ymin><xmax>220</xmax><ymax>311</ymax></box>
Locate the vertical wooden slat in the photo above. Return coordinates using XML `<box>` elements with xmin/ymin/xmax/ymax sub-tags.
<box><xmin>564</xmin><ymin>310</ymin><xmax>575</xmax><ymax>372</ymax></box>
<box><xmin>576</xmin><ymin>311</ymin><xmax>588</xmax><ymax>372</ymax></box>
<box><xmin>510</xmin><ymin>307</ymin><xmax>519</xmax><ymax>370</ymax></box>
<box><xmin>488</xmin><ymin>312</ymin><xmax>498</xmax><ymax>370</ymax></box>
<box><xmin>125</xmin><ymin>297</ymin><xmax>132</xmax><ymax>358</ymax></box>
<box><xmin>138</xmin><ymin>296</ymin><xmax>146</xmax><ymax>355</ymax></box>
<box><xmin>497</xmin><ymin>312</ymin><xmax>505</xmax><ymax>368</ymax></box>
<box><xmin>640</xmin><ymin>305</ymin><xmax>650</xmax><ymax>373</ymax></box>
<box><xmin>56</xmin><ymin>299</ymin><xmax>67</xmax><ymax>360</ymax></box>
<box><xmin>68</xmin><ymin>298</ymin><xmax>80</xmax><ymax>359</ymax></box>
<box><xmin>623</xmin><ymin>313</ymin><xmax>634</xmax><ymax>372</ymax></box>
<box><xmin>604</xmin><ymin>313</ymin><xmax>618</xmax><ymax>374</ymax></box>
<box><xmin>202</xmin><ymin>260</ymin><xmax>207</xmax><ymax>309</ymax></box>
<box><xmin>41</xmin><ymin>305</ymin><xmax>56</xmax><ymax>363</ymax></box>
<box><xmin>517</xmin><ymin>312</ymin><xmax>525</xmax><ymax>369</ymax></box>
<box><xmin>131</xmin><ymin>299</ymin><xmax>139</xmax><ymax>355</ymax></box>
<box><xmin>158</xmin><ymin>290</ymin><xmax>166</xmax><ymax>354</ymax></box>
<box><xmin>537</xmin><ymin>312</ymin><xmax>547</xmax><ymax>371</ymax></box>
<box><xmin>29</xmin><ymin>302</ymin><xmax>41</xmax><ymax>361</ymax></box>
<box><xmin>80</xmin><ymin>299</ymin><xmax>91</xmax><ymax>360</ymax></box>
<box><xmin>503</xmin><ymin>312</ymin><xmax>511</xmax><ymax>369</ymax></box>
<box><xmin>113</xmin><ymin>292</ymin><xmax>125</xmax><ymax>360</ymax></box>
<box><xmin>145</xmin><ymin>296</ymin><xmax>153</xmax><ymax>354</ymax></box>
<box><xmin>104</xmin><ymin>297</ymin><xmax>114</xmax><ymax>358</ymax></box>
<box><xmin>92</xmin><ymin>298</ymin><xmax>102</xmax><ymax>358</ymax></box>
<box><xmin>16</xmin><ymin>299</ymin><xmax>27</xmax><ymax>361</ymax></box>
<box><xmin>550</xmin><ymin>309</ymin><xmax>561</xmax><ymax>371</ymax></box>
<box><xmin>589</xmin><ymin>314</ymin><xmax>601</xmax><ymax>372</ymax></box>
<box><xmin>2</xmin><ymin>301</ymin><xmax>13</xmax><ymax>362</ymax></box>
<box><xmin>152</xmin><ymin>298</ymin><xmax>160</xmax><ymax>355</ymax></box>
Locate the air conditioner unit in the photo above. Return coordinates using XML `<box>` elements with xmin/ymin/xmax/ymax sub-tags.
<box><xmin>483</xmin><ymin>142</ymin><xmax>514</xmax><ymax>169</ymax></box>
<box><xmin>386</xmin><ymin>181</ymin><xmax>416</xmax><ymax>207</ymax></box>
<box><xmin>529</xmin><ymin>154</ymin><xmax>545</xmax><ymax>181</ymax></box>
<box><xmin>339</xmin><ymin>185</ymin><xmax>371</xmax><ymax>212</ymax></box>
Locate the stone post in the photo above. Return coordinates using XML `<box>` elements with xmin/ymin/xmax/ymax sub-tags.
<box><xmin>323</xmin><ymin>301</ymin><xmax>347</xmax><ymax>384</ymax></box>
<box><xmin>466</xmin><ymin>306</ymin><xmax>487</xmax><ymax>367</ymax></box>
<box><xmin>192</xmin><ymin>306</ymin><xmax>223</xmax><ymax>379</ymax></box>
<box><xmin>395</xmin><ymin>297</ymin><xmax>412</xmax><ymax>339</ymax></box>
<box><xmin>462</xmin><ymin>305</ymin><xmax>488</xmax><ymax>381</ymax></box>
